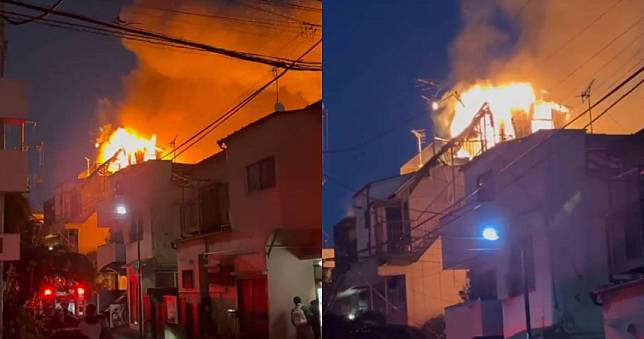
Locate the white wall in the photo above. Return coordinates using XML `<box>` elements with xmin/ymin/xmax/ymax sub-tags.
<box><xmin>379</xmin><ymin>239</ymin><xmax>466</xmax><ymax>327</ymax></box>
<box><xmin>601</xmin><ymin>284</ymin><xmax>644</xmax><ymax>339</ymax></box>
<box><xmin>267</xmin><ymin>248</ymin><xmax>316</xmax><ymax>339</ymax></box>
<box><xmin>450</xmin><ymin>131</ymin><xmax>611</xmax><ymax>336</ymax></box>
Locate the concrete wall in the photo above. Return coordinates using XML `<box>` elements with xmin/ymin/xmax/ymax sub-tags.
<box><xmin>66</xmin><ymin>212</ymin><xmax>110</xmax><ymax>255</ymax></box>
<box><xmin>442</xmin><ymin>130</ymin><xmax>615</xmax><ymax>336</ymax></box>
<box><xmin>267</xmin><ymin>248</ymin><xmax>316</xmax><ymax>339</ymax></box>
<box><xmin>379</xmin><ymin>239</ymin><xmax>466</xmax><ymax>327</ymax></box>
<box><xmin>600</xmin><ymin>282</ymin><xmax>644</xmax><ymax>339</ymax></box>
<box><xmin>225</xmin><ymin>107</ymin><xmax>321</xmax><ymax>246</ymax></box>
<box><xmin>110</xmin><ymin>161</ymin><xmax>182</xmax><ymax>267</ymax></box>
<box><xmin>446</xmin><ymin>299</ymin><xmax>503</xmax><ymax>339</ymax></box>
<box><xmin>176</xmin><ymin>238</ymin><xmax>206</xmax><ymax>304</ymax></box>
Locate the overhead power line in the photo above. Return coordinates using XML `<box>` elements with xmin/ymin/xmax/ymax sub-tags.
<box><xmin>330</xmin><ymin>65</ymin><xmax>643</xmax><ymax>257</ymax></box>
<box><xmin>1</xmin><ymin>0</ymin><xmax>62</xmax><ymax>24</ymax></box>
<box><xmin>0</xmin><ymin>0</ymin><xmax>321</xmax><ymax>71</ymax></box>
<box><xmin>524</xmin><ymin>0</ymin><xmax>626</xmax><ymax>76</ymax></box>
<box><xmin>548</xmin><ymin>16</ymin><xmax>643</xmax><ymax>93</ymax></box>
<box><xmin>237</xmin><ymin>0</ymin><xmax>321</xmax><ymax>28</ymax></box>
<box><xmin>163</xmin><ymin>38</ymin><xmax>322</xmax><ymax>160</ymax></box>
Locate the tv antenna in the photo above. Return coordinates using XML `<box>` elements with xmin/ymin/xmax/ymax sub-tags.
<box><xmin>169</xmin><ymin>136</ymin><xmax>177</xmax><ymax>162</ymax></box>
<box><xmin>272</xmin><ymin>67</ymin><xmax>284</xmax><ymax>112</ymax></box>
<box><xmin>578</xmin><ymin>79</ymin><xmax>595</xmax><ymax>134</ymax></box>
<box><xmin>411</xmin><ymin>129</ymin><xmax>426</xmax><ymax>168</ymax></box>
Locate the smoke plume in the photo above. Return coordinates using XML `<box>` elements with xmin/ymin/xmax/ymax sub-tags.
<box><xmin>111</xmin><ymin>0</ymin><xmax>321</xmax><ymax>163</ymax></box>
<box><xmin>435</xmin><ymin>0</ymin><xmax>643</xmax><ymax>137</ymax></box>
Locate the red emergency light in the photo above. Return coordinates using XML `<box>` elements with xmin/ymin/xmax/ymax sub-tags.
<box><xmin>43</xmin><ymin>288</ymin><xmax>53</xmax><ymax>296</ymax></box>
<box><xmin>77</xmin><ymin>287</ymin><xmax>85</xmax><ymax>296</ymax></box>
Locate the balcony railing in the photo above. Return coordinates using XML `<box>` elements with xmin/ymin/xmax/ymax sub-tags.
<box><xmin>376</xmin><ymin>220</ymin><xmax>441</xmax><ymax>264</ymax></box>
<box><xmin>180</xmin><ymin>202</ymin><xmax>230</xmax><ymax>237</ymax></box>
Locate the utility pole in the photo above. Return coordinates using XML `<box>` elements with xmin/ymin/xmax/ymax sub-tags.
<box><xmin>521</xmin><ymin>247</ymin><xmax>532</xmax><ymax>339</ymax></box>
<box><xmin>579</xmin><ymin>79</ymin><xmax>595</xmax><ymax>134</ymax></box>
<box><xmin>137</xmin><ymin>216</ymin><xmax>143</xmax><ymax>338</ymax></box>
<box><xmin>0</xmin><ymin>3</ymin><xmax>6</xmax><ymax>338</ymax></box>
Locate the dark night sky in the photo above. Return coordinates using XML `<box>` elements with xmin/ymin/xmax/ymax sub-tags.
<box><xmin>322</xmin><ymin>1</ymin><xmax>462</xmax><ymax>243</ymax></box>
<box><xmin>5</xmin><ymin>0</ymin><xmax>135</xmax><ymax>209</ymax></box>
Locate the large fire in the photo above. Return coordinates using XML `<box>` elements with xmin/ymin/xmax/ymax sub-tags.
<box><xmin>447</xmin><ymin>82</ymin><xmax>569</xmax><ymax>157</ymax></box>
<box><xmin>95</xmin><ymin>127</ymin><xmax>161</xmax><ymax>173</ymax></box>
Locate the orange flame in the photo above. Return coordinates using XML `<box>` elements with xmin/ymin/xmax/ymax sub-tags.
<box><xmin>96</xmin><ymin>127</ymin><xmax>161</xmax><ymax>173</ymax></box>
<box><xmin>448</xmin><ymin>82</ymin><xmax>568</xmax><ymax>157</ymax></box>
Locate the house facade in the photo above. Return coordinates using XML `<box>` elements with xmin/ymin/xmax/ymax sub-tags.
<box><xmin>330</xmin><ymin>144</ymin><xmax>467</xmax><ymax>327</ymax></box>
<box><xmin>593</xmin><ymin>131</ymin><xmax>644</xmax><ymax>339</ymax></box>
<box><xmin>440</xmin><ymin>129</ymin><xmax>643</xmax><ymax>338</ymax></box>
<box><xmin>174</xmin><ymin>101</ymin><xmax>322</xmax><ymax>339</ymax></box>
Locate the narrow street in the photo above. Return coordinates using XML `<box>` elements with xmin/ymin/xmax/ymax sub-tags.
<box><xmin>109</xmin><ymin>327</ymin><xmax>140</xmax><ymax>339</ymax></box>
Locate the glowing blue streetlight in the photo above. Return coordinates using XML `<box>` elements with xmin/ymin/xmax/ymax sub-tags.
<box><xmin>482</xmin><ymin>227</ymin><xmax>500</xmax><ymax>241</ymax></box>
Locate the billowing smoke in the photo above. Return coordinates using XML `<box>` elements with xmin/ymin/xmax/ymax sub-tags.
<box><xmin>111</xmin><ymin>0</ymin><xmax>321</xmax><ymax>163</ymax></box>
<box><xmin>434</xmin><ymin>0</ymin><xmax>643</xmax><ymax>137</ymax></box>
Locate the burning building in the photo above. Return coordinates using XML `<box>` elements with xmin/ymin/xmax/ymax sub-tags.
<box><xmin>173</xmin><ymin>101</ymin><xmax>322</xmax><ymax>339</ymax></box>
<box><xmin>45</xmin><ymin>100</ymin><xmax>321</xmax><ymax>338</ymax></box>
<box><xmin>438</xmin><ymin>128</ymin><xmax>643</xmax><ymax>338</ymax></box>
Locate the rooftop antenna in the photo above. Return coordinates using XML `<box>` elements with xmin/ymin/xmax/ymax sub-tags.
<box><xmin>411</xmin><ymin>129</ymin><xmax>426</xmax><ymax>168</ymax></box>
<box><xmin>578</xmin><ymin>79</ymin><xmax>595</xmax><ymax>134</ymax></box>
<box><xmin>272</xmin><ymin>67</ymin><xmax>284</xmax><ymax>112</ymax></box>
<box><xmin>169</xmin><ymin>136</ymin><xmax>177</xmax><ymax>163</ymax></box>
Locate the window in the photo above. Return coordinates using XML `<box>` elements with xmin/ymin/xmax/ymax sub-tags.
<box><xmin>477</xmin><ymin>170</ymin><xmax>495</xmax><ymax>201</ymax></box>
<box><xmin>157</xmin><ymin>272</ymin><xmax>177</xmax><ymax>288</ymax></box>
<box><xmin>118</xmin><ymin>275</ymin><xmax>128</xmax><ymax>290</ymax></box>
<box><xmin>385</xmin><ymin>206</ymin><xmax>405</xmax><ymax>253</ymax></box>
<box><xmin>200</xmin><ymin>183</ymin><xmax>230</xmax><ymax>232</ymax></box>
<box><xmin>182</xmin><ymin>270</ymin><xmax>194</xmax><ymax>289</ymax></box>
<box><xmin>246</xmin><ymin>157</ymin><xmax>276</xmax><ymax>192</ymax></box>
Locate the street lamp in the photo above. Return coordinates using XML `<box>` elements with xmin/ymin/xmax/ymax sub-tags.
<box><xmin>481</xmin><ymin>227</ymin><xmax>532</xmax><ymax>339</ymax></box>
<box><xmin>482</xmin><ymin>227</ymin><xmax>499</xmax><ymax>241</ymax></box>
<box><xmin>115</xmin><ymin>203</ymin><xmax>143</xmax><ymax>338</ymax></box>
<box><xmin>115</xmin><ymin>204</ymin><xmax>127</xmax><ymax>216</ymax></box>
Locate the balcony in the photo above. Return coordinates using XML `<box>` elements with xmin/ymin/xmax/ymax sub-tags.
<box><xmin>97</xmin><ymin>242</ymin><xmax>126</xmax><ymax>271</ymax></box>
<box><xmin>445</xmin><ymin>299</ymin><xmax>503</xmax><ymax>338</ymax></box>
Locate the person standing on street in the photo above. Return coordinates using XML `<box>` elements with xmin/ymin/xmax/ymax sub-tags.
<box><xmin>291</xmin><ymin>296</ymin><xmax>312</xmax><ymax>339</ymax></box>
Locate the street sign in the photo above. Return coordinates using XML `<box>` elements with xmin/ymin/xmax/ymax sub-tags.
<box><xmin>0</xmin><ymin>234</ymin><xmax>20</xmax><ymax>261</ymax></box>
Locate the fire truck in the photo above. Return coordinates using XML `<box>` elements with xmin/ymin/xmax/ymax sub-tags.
<box><xmin>27</xmin><ymin>274</ymin><xmax>89</xmax><ymax>320</ymax></box>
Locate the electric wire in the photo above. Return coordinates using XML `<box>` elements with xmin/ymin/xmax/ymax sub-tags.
<box><xmin>162</xmin><ymin>38</ymin><xmax>322</xmax><ymax>160</ymax></box>
<box><xmin>0</xmin><ymin>0</ymin><xmax>62</xmax><ymax>24</ymax></box>
<box><xmin>329</xmin><ymin>66</ymin><xmax>644</xmax><ymax>258</ymax></box>
<box><xmin>0</xmin><ymin>0</ymin><xmax>321</xmax><ymax>71</ymax></box>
